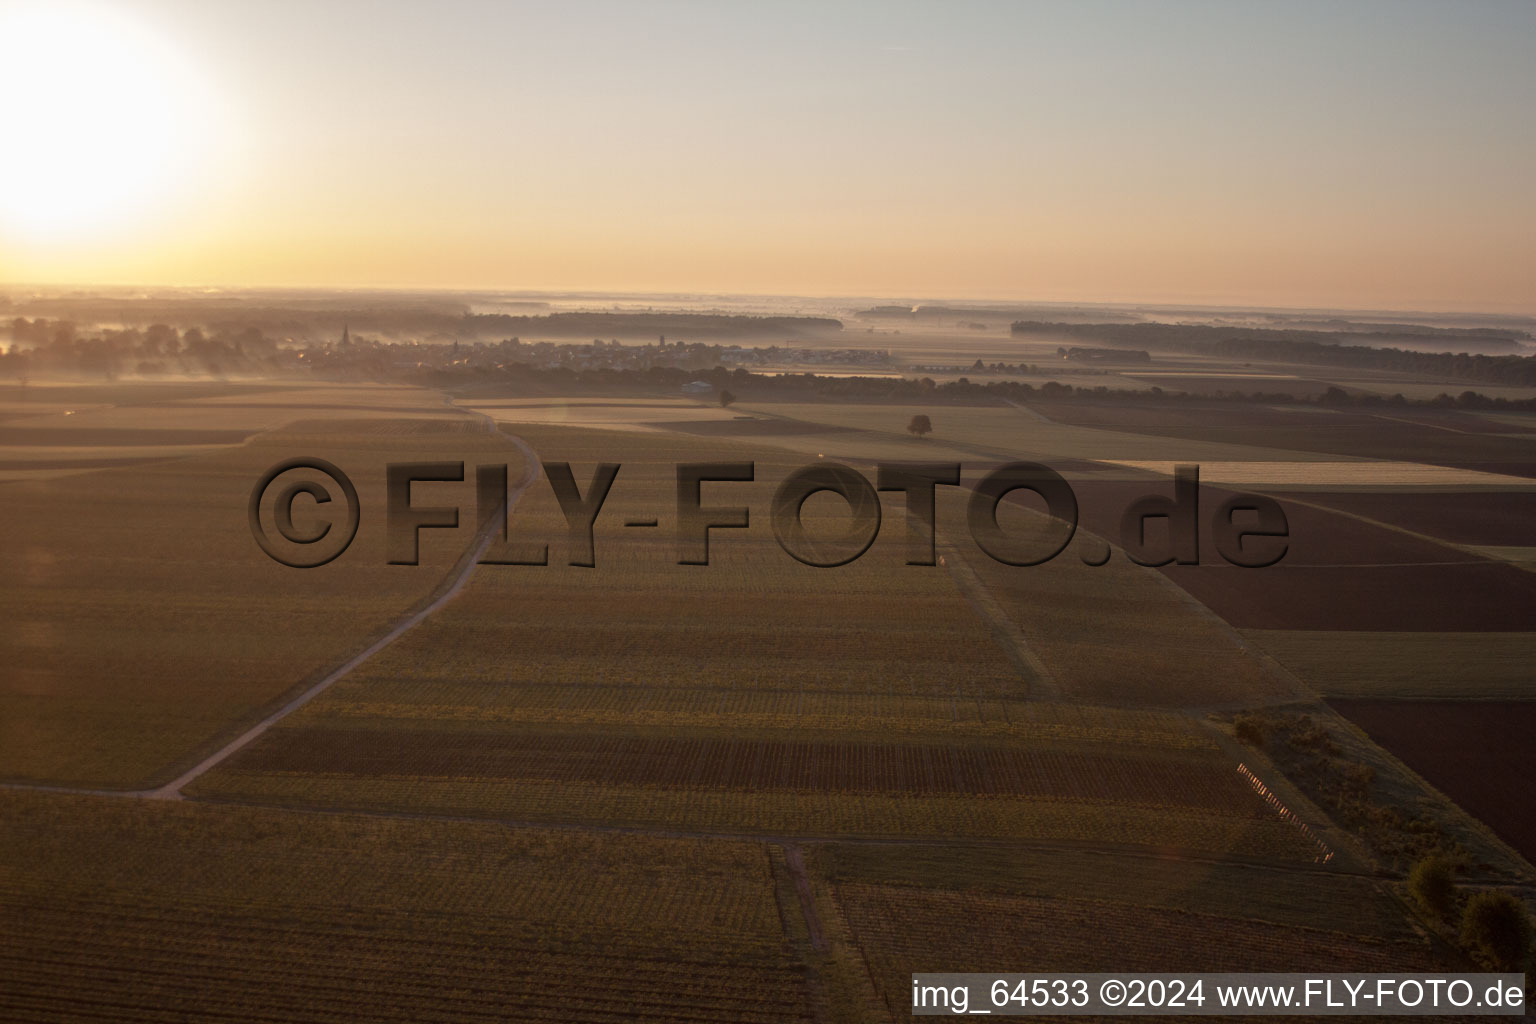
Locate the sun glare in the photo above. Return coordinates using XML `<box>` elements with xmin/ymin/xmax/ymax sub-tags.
<box><xmin>0</xmin><ymin>2</ymin><xmax>220</xmax><ymax>240</ymax></box>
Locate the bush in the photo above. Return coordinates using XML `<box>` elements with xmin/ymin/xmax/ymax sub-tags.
<box><xmin>1407</xmin><ymin>854</ymin><xmax>1456</xmax><ymax>920</ymax></box>
<box><xmin>1288</xmin><ymin>715</ymin><xmax>1337</xmax><ymax>754</ymax></box>
<box><xmin>1460</xmin><ymin>891</ymin><xmax>1533</xmax><ymax>970</ymax></box>
<box><xmin>1233</xmin><ymin>714</ymin><xmax>1265</xmax><ymax>747</ymax></box>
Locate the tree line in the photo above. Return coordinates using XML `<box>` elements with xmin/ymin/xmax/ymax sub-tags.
<box><xmin>1011</xmin><ymin>321</ymin><xmax>1536</xmax><ymax>386</ymax></box>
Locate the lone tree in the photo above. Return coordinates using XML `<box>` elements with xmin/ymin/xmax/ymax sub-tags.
<box><xmin>1461</xmin><ymin>891</ymin><xmax>1533</xmax><ymax>971</ymax></box>
<box><xmin>1408</xmin><ymin>854</ymin><xmax>1457</xmax><ymax>920</ymax></box>
<box><xmin>907</xmin><ymin>414</ymin><xmax>932</xmax><ymax>438</ymax></box>
<box><xmin>718</xmin><ymin>389</ymin><xmax>736</xmax><ymax>408</ymax></box>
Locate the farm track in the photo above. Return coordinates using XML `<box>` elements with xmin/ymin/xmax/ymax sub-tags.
<box><xmin>782</xmin><ymin>844</ymin><xmax>827</xmax><ymax>952</ymax></box>
<box><xmin>935</xmin><ymin>541</ymin><xmax>1060</xmax><ymax>699</ymax></box>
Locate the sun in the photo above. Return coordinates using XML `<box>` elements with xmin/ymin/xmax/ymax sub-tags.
<box><xmin>0</xmin><ymin>2</ymin><xmax>220</xmax><ymax>239</ymax></box>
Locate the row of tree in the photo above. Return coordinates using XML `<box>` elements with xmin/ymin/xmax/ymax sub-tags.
<box><xmin>408</xmin><ymin>360</ymin><xmax>1536</xmax><ymax>413</ymax></box>
<box><xmin>2</xmin><ymin>318</ymin><xmax>283</xmax><ymax>378</ymax></box>
<box><xmin>1011</xmin><ymin>321</ymin><xmax>1536</xmax><ymax>386</ymax></box>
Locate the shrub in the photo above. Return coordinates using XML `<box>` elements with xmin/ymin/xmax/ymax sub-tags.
<box><xmin>1460</xmin><ymin>891</ymin><xmax>1533</xmax><ymax>970</ymax></box>
<box><xmin>1407</xmin><ymin>854</ymin><xmax>1456</xmax><ymax>920</ymax></box>
<box><xmin>907</xmin><ymin>414</ymin><xmax>932</xmax><ymax>437</ymax></box>
<box><xmin>1233</xmin><ymin>714</ymin><xmax>1265</xmax><ymax>747</ymax></box>
<box><xmin>1288</xmin><ymin>715</ymin><xmax>1336</xmax><ymax>754</ymax></box>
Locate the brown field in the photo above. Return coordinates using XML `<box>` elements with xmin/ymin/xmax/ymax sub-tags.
<box><xmin>4</xmin><ymin>375</ymin><xmax>1532</xmax><ymax>1022</ymax></box>
<box><xmin>184</xmin><ymin>418</ymin><xmax>1330</xmax><ymax>860</ymax></box>
<box><xmin>1050</xmin><ymin>476</ymin><xmax>1536</xmax><ymax>631</ymax></box>
<box><xmin>0</xmin><ymin>424</ymin><xmax>258</xmax><ymax>445</ymax></box>
<box><xmin>814</xmin><ymin>843</ymin><xmax>1417</xmax><ymax>938</ymax></box>
<box><xmin>1165</xmin><ymin>561</ymin><xmax>1536</xmax><ymax>631</ymax></box>
<box><xmin>1066</xmin><ymin>477</ymin><xmax>1488</xmax><ymax>566</ymax></box>
<box><xmin>837</xmin><ymin>882</ymin><xmax>1441</xmax><ymax>1014</ymax></box>
<box><xmin>1290</xmin><ymin>490</ymin><xmax>1536</xmax><ymax>545</ymax></box>
<box><xmin>1120</xmin><ymin>373</ymin><xmax>1335</xmax><ymax>396</ymax></box>
<box><xmin>942</xmin><ymin>485</ymin><xmax>1301</xmax><ymax>709</ymax></box>
<box><xmin>1243</xmin><ymin>631</ymin><xmax>1536</xmax><ymax>699</ymax></box>
<box><xmin>1328</xmin><ymin>700</ymin><xmax>1536</xmax><ymax>862</ymax></box>
<box><xmin>1368</xmin><ymin>409</ymin><xmax>1536</xmax><ymax>435</ymax></box>
<box><xmin>10</xmin><ymin>0</ymin><xmax>1536</xmax><ymax>1006</ymax></box>
<box><xmin>223</xmin><ymin>726</ymin><xmax>1271</xmax><ymax>811</ymax></box>
<box><xmin>739</xmin><ymin>399</ymin><xmax>1341</xmax><ymax>467</ymax></box>
<box><xmin>0</xmin><ymin>388</ymin><xmax>525</xmax><ymax>786</ymax></box>
<box><xmin>1033</xmin><ymin>400</ymin><xmax>1536</xmax><ymax>477</ymax></box>
<box><xmin>0</xmin><ymin>792</ymin><xmax>816</xmax><ymax>1023</ymax></box>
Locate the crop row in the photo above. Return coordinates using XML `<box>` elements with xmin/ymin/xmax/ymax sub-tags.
<box><xmin>234</xmin><ymin>729</ymin><xmax>1262</xmax><ymax>813</ymax></box>
<box><xmin>835</xmin><ymin>881</ymin><xmax>1442</xmax><ymax>1012</ymax></box>
<box><xmin>0</xmin><ymin>893</ymin><xmax>812</xmax><ymax>1023</ymax></box>
<box><xmin>197</xmin><ymin>775</ymin><xmax>1318</xmax><ymax>859</ymax></box>
<box><xmin>303</xmin><ymin>684</ymin><xmax>1213</xmax><ymax>749</ymax></box>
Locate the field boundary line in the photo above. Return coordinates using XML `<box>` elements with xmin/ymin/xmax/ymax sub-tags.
<box><xmin>175</xmin><ymin>792</ymin><xmax>1383</xmax><ymax>876</ymax></box>
<box><xmin>1254</xmin><ymin>488</ymin><xmax>1536</xmax><ymax>577</ymax></box>
<box><xmin>936</xmin><ymin>541</ymin><xmax>1060</xmax><ymax>700</ymax></box>
<box><xmin>1001</xmin><ymin>397</ymin><xmax>1052</xmax><ymax>423</ymax></box>
<box><xmin>782</xmin><ymin>844</ymin><xmax>828</xmax><ymax>953</ymax></box>
<box><xmin>1121</xmin><ymin>547</ymin><xmax>1314</xmax><ymax>707</ymax></box>
<box><xmin>1367</xmin><ymin>412</ymin><xmax>1478</xmax><ymax>436</ymax></box>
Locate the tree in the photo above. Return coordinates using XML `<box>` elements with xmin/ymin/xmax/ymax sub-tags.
<box><xmin>1408</xmin><ymin>854</ymin><xmax>1457</xmax><ymax>920</ymax></box>
<box><xmin>718</xmin><ymin>389</ymin><xmax>736</xmax><ymax>408</ymax></box>
<box><xmin>907</xmin><ymin>414</ymin><xmax>932</xmax><ymax>438</ymax></box>
<box><xmin>1233</xmin><ymin>714</ymin><xmax>1264</xmax><ymax>747</ymax></box>
<box><xmin>1461</xmin><ymin>891</ymin><xmax>1533</xmax><ymax>970</ymax></box>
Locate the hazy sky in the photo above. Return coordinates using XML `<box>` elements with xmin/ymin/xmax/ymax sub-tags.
<box><xmin>2</xmin><ymin>0</ymin><xmax>1533</xmax><ymax>310</ymax></box>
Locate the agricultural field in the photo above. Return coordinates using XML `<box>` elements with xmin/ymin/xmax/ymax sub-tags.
<box><xmin>1119</xmin><ymin>371</ymin><xmax>1336</xmax><ymax>397</ymax></box>
<box><xmin>1030</xmin><ymin>399</ymin><xmax>1536</xmax><ymax>478</ymax></box>
<box><xmin>459</xmin><ymin>396</ymin><xmax>746</xmax><ymax>433</ymax></box>
<box><xmin>1328</xmin><ymin>700</ymin><xmax>1536</xmax><ymax>863</ymax></box>
<box><xmin>188</xmin><ymin>419</ymin><xmax>1323</xmax><ymax>862</ymax></box>
<box><xmin>8</xmin><ymin>0</ymin><xmax>1536</xmax><ymax>1009</ymax></box>
<box><xmin>3</xmin><ymin>375</ymin><xmax>1532</xmax><ymax>1021</ymax></box>
<box><xmin>0</xmin><ymin>791</ymin><xmax>818</xmax><ymax>1023</ymax></box>
<box><xmin>0</xmin><ymin>382</ymin><xmax>525</xmax><ymax>786</ymax></box>
<box><xmin>1241</xmin><ymin>631</ymin><xmax>1536</xmax><ymax>700</ymax></box>
<box><xmin>0</xmin><ymin>380</ymin><xmax>469</xmax><ymax>480</ymax></box>
<box><xmin>735</xmin><ymin>398</ymin><xmax>1351</xmax><ymax>467</ymax></box>
<box><xmin>1286</xmin><ymin>489</ymin><xmax>1536</xmax><ymax>546</ymax></box>
<box><xmin>836</xmin><ymin>881</ymin><xmax>1444</xmax><ymax>1014</ymax></box>
<box><xmin>1015</xmin><ymin>472</ymin><xmax>1536</xmax><ymax>633</ymax></box>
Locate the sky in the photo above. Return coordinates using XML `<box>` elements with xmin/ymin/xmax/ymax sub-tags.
<box><xmin>1</xmin><ymin>0</ymin><xmax>1533</xmax><ymax>311</ymax></box>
